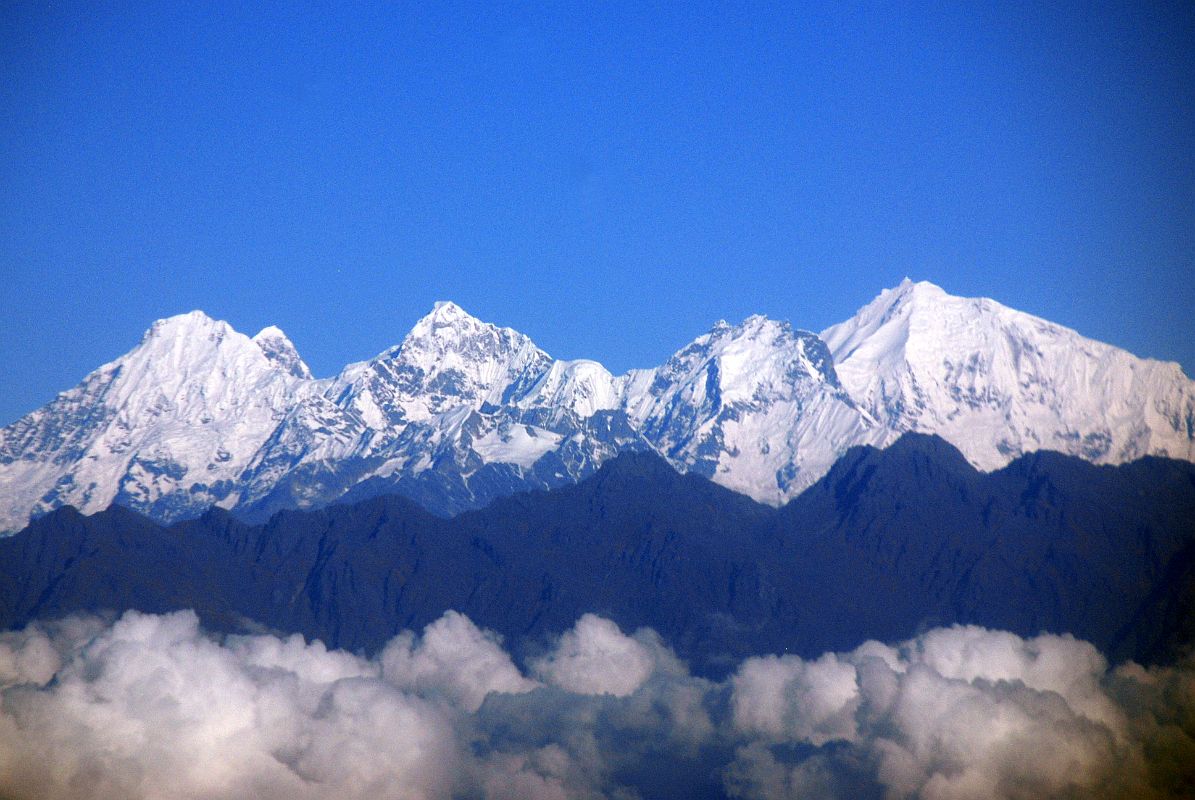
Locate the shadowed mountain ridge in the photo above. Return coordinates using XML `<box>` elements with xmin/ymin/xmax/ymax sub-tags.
<box><xmin>2</xmin><ymin>433</ymin><xmax>1192</xmax><ymax>676</ymax></box>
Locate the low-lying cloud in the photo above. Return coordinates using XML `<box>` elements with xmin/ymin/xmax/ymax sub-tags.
<box><xmin>0</xmin><ymin>610</ymin><xmax>1191</xmax><ymax>799</ymax></box>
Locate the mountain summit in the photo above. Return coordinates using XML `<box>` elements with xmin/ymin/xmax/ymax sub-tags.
<box><xmin>620</xmin><ymin>314</ymin><xmax>884</xmax><ymax>503</ymax></box>
<box><xmin>251</xmin><ymin>325</ymin><xmax>312</xmax><ymax>379</ymax></box>
<box><xmin>0</xmin><ymin>311</ymin><xmax>315</xmax><ymax>532</ymax></box>
<box><xmin>822</xmin><ymin>279</ymin><xmax>1195</xmax><ymax>468</ymax></box>
<box><xmin>1</xmin><ymin>285</ymin><xmax>1193</xmax><ymax>532</ymax></box>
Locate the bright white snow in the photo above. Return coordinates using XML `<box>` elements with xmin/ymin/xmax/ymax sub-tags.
<box><xmin>2</xmin><ymin>283</ymin><xmax>1193</xmax><ymax>532</ymax></box>
<box><xmin>822</xmin><ymin>279</ymin><xmax>1195</xmax><ymax>469</ymax></box>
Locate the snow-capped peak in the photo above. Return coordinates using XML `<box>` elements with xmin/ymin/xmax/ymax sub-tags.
<box><xmin>628</xmin><ymin>314</ymin><xmax>843</xmax><ymax>418</ymax></box>
<box><xmin>621</xmin><ymin>313</ymin><xmax>879</xmax><ymax>503</ymax></box>
<box><xmin>391</xmin><ymin>303</ymin><xmax>553</xmax><ymax>410</ymax></box>
<box><xmin>405</xmin><ymin>300</ymin><xmax>487</xmax><ymax>341</ymax></box>
<box><xmin>0</xmin><ymin>312</ymin><xmax>314</xmax><ymax>533</ymax></box>
<box><xmin>822</xmin><ymin>280</ymin><xmax>1195</xmax><ymax>468</ymax></box>
<box><xmin>156</xmin><ymin>309</ymin><xmax>221</xmax><ymax>326</ymax></box>
<box><xmin>4</xmin><ymin>284</ymin><xmax>1193</xmax><ymax>534</ymax></box>
<box><xmin>115</xmin><ymin>312</ymin><xmax>301</xmax><ymax>406</ymax></box>
<box><xmin>314</xmin><ymin>302</ymin><xmax>554</xmax><ymax>433</ymax></box>
<box><xmin>252</xmin><ymin>324</ymin><xmax>287</xmax><ymax>340</ymax></box>
<box><xmin>143</xmin><ymin>309</ymin><xmax>228</xmax><ymax>341</ymax></box>
<box><xmin>820</xmin><ymin>278</ymin><xmax>950</xmax><ymax>366</ymax></box>
<box><xmin>430</xmin><ymin>299</ymin><xmax>469</xmax><ymax>318</ymax></box>
<box><xmin>252</xmin><ymin>325</ymin><xmax>312</xmax><ymax>380</ymax></box>
<box><xmin>518</xmin><ymin>358</ymin><xmax>621</xmax><ymax>419</ymax></box>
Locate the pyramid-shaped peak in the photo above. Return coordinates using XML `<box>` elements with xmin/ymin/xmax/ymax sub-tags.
<box><xmin>382</xmin><ymin>300</ymin><xmax>550</xmax><ymax>380</ymax></box>
<box><xmin>834</xmin><ymin>279</ymin><xmax>955</xmax><ymax>330</ymax></box>
<box><xmin>402</xmin><ymin>300</ymin><xmax>494</xmax><ymax>339</ymax></box>
<box><xmin>252</xmin><ymin>325</ymin><xmax>312</xmax><ymax>379</ymax></box>
<box><xmin>433</xmin><ymin>299</ymin><xmax>464</xmax><ymax>313</ymax></box>
<box><xmin>405</xmin><ymin>300</ymin><xmax>539</xmax><ymax>345</ymax></box>
<box><xmin>429</xmin><ymin>300</ymin><xmax>476</xmax><ymax>322</ymax></box>
<box><xmin>821</xmin><ymin>280</ymin><xmax>965</xmax><ymax>360</ymax></box>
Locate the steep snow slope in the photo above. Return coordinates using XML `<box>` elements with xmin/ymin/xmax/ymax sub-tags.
<box><xmin>0</xmin><ymin>312</ymin><xmax>314</xmax><ymax>532</ymax></box>
<box><xmin>516</xmin><ymin>359</ymin><xmax>622</xmax><ymax>421</ymax></box>
<box><xmin>234</xmin><ymin>302</ymin><xmax>647</xmax><ymax>518</ymax></box>
<box><xmin>240</xmin><ymin>307</ymin><xmax>889</xmax><ymax>512</ymax></box>
<box><xmin>255</xmin><ymin>301</ymin><xmax>553</xmax><ymax>463</ymax></box>
<box><xmin>822</xmin><ymin>279</ymin><xmax>1195</xmax><ymax>468</ymax></box>
<box><xmin>3</xmin><ymin>282</ymin><xmax>1192</xmax><ymax>532</ymax></box>
<box><xmin>621</xmin><ymin>315</ymin><xmax>886</xmax><ymax>503</ymax></box>
<box><xmin>252</xmin><ymin>326</ymin><xmax>313</xmax><ymax>379</ymax></box>
<box><xmin>339</xmin><ymin>300</ymin><xmax>554</xmax><ymax>426</ymax></box>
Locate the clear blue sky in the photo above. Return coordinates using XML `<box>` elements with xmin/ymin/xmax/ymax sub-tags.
<box><xmin>2</xmin><ymin>2</ymin><xmax>1193</xmax><ymax>425</ymax></box>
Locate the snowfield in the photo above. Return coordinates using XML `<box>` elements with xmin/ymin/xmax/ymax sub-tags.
<box><xmin>2</xmin><ymin>280</ymin><xmax>1192</xmax><ymax>532</ymax></box>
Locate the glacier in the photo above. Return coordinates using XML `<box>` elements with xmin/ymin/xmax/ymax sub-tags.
<box><xmin>1</xmin><ymin>280</ymin><xmax>1192</xmax><ymax>532</ymax></box>
<box><xmin>822</xmin><ymin>279</ymin><xmax>1195</xmax><ymax>469</ymax></box>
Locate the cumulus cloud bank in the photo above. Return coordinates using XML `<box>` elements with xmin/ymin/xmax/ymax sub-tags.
<box><xmin>0</xmin><ymin>611</ymin><xmax>1191</xmax><ymax>799</ymax></box>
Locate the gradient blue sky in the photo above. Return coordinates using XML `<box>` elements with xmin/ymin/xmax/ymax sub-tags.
<box><xmin>2</xmin><ymin>2</ymin><xmax>1193</xmax><ymax>425</ymax></box>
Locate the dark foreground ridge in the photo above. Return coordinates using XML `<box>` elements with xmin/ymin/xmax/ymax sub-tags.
<box><xmin>2</xmin><ymin>433</ymin><xmax>1193</xmax><ymax>676</ymax></box>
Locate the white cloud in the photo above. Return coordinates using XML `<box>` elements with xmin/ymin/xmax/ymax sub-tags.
<box><xmin>731</xmin><ymin>652</ymin><xmax>860</xmax><ymax>744</ymax></box>
<box><xmin>380</xmin><ymin>610</ymin><xmax>539</xmax><ymax>712</ymax></box>
<box><xmin>724</xmin><ymin>625</ymin><xmax>1187</xmax><ymax>800</ymax></box>
<box><xmin>530</xmin><ymin>614</ymin><xmax>676</xmax><ymax>697</ymax></box>
<box><xmin>0</xmin><ymin>612</ymin><xmax>1191</xmax><ymax>799</ymax></box>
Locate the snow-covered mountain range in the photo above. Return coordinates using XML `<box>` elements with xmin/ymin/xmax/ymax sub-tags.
<box><xmin>2</xmin><ymin>279</ymin><xmax>1193</xmax><ymax>532</ymax></box>
<box><xmin>822</xmin><ymin>281</ymin><xmax>1195</xmax><ymax>469</ymax></box>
